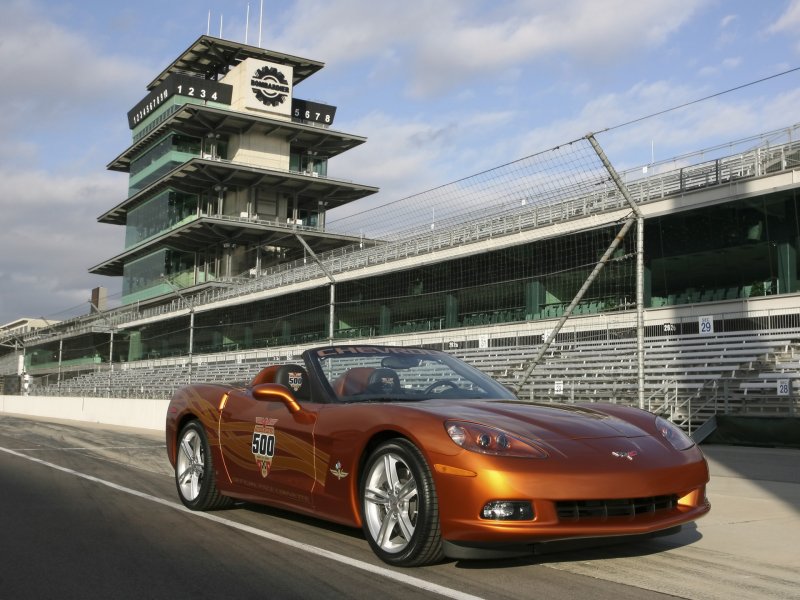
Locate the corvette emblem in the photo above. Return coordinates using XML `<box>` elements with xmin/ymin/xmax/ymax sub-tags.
<box><xmin>612</xmin><ymin>450</ymin><xmax>639</xmax><ymax>461</ymax></box>
<box><xmin>330</xmin><ymin>461</ymin><xmax>349</xmax><ymax>480</ymax></box>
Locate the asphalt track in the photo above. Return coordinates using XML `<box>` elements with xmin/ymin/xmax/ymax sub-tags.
<box><xmin>0</xmin><ymin>414</ymin><xmax>797</xmax><ymax>600</ymax></box>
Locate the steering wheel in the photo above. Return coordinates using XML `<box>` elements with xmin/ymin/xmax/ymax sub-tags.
<box><xmin>423</xmin><ymin>379</ymin><xmax>461</xmax><ymax>394</ymax></box>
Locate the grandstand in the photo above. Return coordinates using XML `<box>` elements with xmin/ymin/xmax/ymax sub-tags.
<box><xmin>20</xmin><ymin>310</ymin><xmax>799</xmax><ymax>434</ymax></box>
<box><xmin>1</xmin><ymin>34</ymin><xmax>799</xmax><ymax>438</ymax></box>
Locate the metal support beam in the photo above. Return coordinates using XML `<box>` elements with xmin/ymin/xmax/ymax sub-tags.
<box><xmin>589</xmin><ymin>134</ymin><xmax>646</xmax><ymax>410</ymax></box>
<box><xmin>161</xmin><ymin>277</ymin><xmax>195</xmax><ymax>384</ymax></box>
<box><xmin>329</xmin><ymin>284</ymin><xmax>336</xmax><ymax>343</ymax></box>
<box><xmin>89</xmin><ymin>299</ymin><xmax>116</xmax><ymax>394</ymax></box>
<box><xmin>294</xmin><ymin>234</ymin><xmax>337</xmax><ymax>342</ymax></box>
<box><xmin>636</xmin><ymin>216</ymin><xmax>645</xmax><ymax>409</ymax></box>
<box><xmin>513</xmin><ymin>215</ymin><xmax>637</xmax><ymax>394</ymax></box>
<box><xmin>57</xmin><ymin>339</ymin><xmax>63</xmax><ymax>388</ymax></box>
<box><xmin>514</xmin><ymin>134</ymin><xmax>646</xmax><ymax>409</ymax></box>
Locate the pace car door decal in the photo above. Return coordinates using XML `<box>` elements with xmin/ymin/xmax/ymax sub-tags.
<box><xmin>252</xmin><ymin>417</ymin><xmax>278</xmax><ymax>477</ymax></box>
<box><xmin>219</xmin><ymin>392</ymin><xmax>330</xmax><ymax>508</ymax></box>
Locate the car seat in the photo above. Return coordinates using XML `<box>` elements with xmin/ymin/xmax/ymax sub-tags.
<box><xmin>366</xmin><ymin>368</ymin><xmax>401</xmax><ymax>394</ymax></box>
<box><xmin>332</xmin><ymin>367</ymin><xmax>375</xmax><ymax>397</ymax></box>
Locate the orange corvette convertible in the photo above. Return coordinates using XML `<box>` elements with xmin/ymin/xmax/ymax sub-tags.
<box><xmin>166</xmin><ymin>345</ymin><xmax>710</xmax><ymax>566</ymax></box>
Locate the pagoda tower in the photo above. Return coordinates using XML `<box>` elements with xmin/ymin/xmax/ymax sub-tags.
<box><xmin>91</xmin><ymin>35</ymin><xmax>378</xmax><ymax>305</ymax></box>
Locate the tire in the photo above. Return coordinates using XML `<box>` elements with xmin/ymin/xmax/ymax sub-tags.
<box><xmin>175</xmin><ymin>420</ymin><xmax>233</xmax><ymax>510</ymax></box>
<box><xmin>360</xmin><ymin>439</ymin><xmax>444</xmax><ymax>566</ymax></box>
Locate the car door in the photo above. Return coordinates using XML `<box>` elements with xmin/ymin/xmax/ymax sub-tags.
<box><xmin>218</xmin><ymin>388</ymin><xmax>321</xmax><ymax>508</ymax></box>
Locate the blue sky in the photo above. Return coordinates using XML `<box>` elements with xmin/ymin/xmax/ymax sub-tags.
<box><xmin>2</xmin><ymin>0</ymin><xmax>800</xmax><ymax>325</ymax></box>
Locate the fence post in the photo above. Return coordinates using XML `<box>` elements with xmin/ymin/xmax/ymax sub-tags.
<box><xmin>723</xmin><ymin>379</ymin><xmax>729</xmax><ymax>414</ymax></box>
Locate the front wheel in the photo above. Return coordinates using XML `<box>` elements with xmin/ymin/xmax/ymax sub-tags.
<box><xmin>360</xmin><ymin>439</ymin><xmax>444</xmax><ymax>566</ymax></box>
<box><xmin>175</xmin><ymin>420</ymin><xmax>232</xmax><ymax>510</ymax></box>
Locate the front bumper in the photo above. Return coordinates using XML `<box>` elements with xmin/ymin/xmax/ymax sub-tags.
<box><xmin>431</xmin><ymin>437</ymin><xmax>710</xmax><ymax>546</ymax></box>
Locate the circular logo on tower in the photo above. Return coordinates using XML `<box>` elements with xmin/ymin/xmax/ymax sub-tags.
<box><xmin>251</xmin><ymin>65</ymin><xmax>290</xmax><ymax>107</ymax></box>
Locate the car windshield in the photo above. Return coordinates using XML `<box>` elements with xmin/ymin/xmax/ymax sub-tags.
<box><xmin>311</xmin><ymin>346</ymin><xmax>517</xmax><ymax>402</ymax></box>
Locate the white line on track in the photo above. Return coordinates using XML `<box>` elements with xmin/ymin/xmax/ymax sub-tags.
<box><xmin>1</xmin><ymin>445</ymin><xmax>484</xmax><ymax>600</ymax></box>
<box><xmin>19</xmin><ymin>445</ymin><xmax>166</xmax><ymax>451</ymax></box>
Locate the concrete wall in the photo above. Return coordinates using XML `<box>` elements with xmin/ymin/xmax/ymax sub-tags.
<box><xmin>0</xmin><ymin>395</ymin><xmax>169</xmax><ymax>431</ymax></box>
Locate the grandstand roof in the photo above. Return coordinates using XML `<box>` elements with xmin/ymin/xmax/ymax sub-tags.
<box><xmin>146</xmin><ymin>35</ymin><xmax>324</xmax><ymax>91</ymax></box>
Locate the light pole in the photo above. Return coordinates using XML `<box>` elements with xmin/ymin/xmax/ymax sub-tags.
<box><xmin>89</xmin><ymin>300</ymin><xmax>115</xmax><ymax>395</ymax></box>
<box><xmin>162</xmin><ymin>276</ymin><xmax>195</xmax><ymax>383</ymax></box>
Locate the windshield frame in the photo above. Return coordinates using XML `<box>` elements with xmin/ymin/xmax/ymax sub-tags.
<box><xmin>304</xmin><ymin>345</ymin><xmax>517</xmax><ymax>403</ymax></box>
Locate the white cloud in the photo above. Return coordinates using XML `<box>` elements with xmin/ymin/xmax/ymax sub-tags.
<box><xmin>328</xmin><ymin>111</ymin><xmax>459</xmax><ymax>215</ymax></box>
<box><xmin>0</xmin><ymin>1</ymin><xmax>148</xmax><ymax>322</ymax></box>
<box><xmin>0</xmin><ymin>167</ymin><xmax>125</xmax><ymax>322</ymax></box>
<box><xmin>465</xmin><ymin>78</ymin><xmax>773</xmax><ymax>172</ymax></box>
<box><xmin>327</xmin><ymin>103</ymin><xmax>523</xmax><ymax>224</ymax></box>
<box><xmin>269</xmin><ymin>0</ymin><xmax>710</xmax><ymax>98</ymax></box>
<box><xmin>766</xmin><ymin>0</ymin><xmax>800</xmax><ymax>34</ymax></box>
<box><xmin>697</xmin><ymin>56</ymin><xmax>742</xmax><ymax>78</ymax></box>
<box><xmin>0</xmin><ymin>169</ymin><xmax>125</xmax><ymax>322</ymax></box>
<box><xmin>720</xmin><ymin>14</ymin><xmax>738</xmax><ymax>28</ymax></box>
<box><xmin>407</xmin><ymin>1</ymin><xmax>707</xmax><ymax>96</ymax></box>
<box><xmin>722</xmin><ymin>57</ymin><xmax>742</xmax><ymax>69</ymax></box>
<box><xmin>0</xmin><ymin>0</ymin><xmax>149</xmax><ymax>136</ymax></box>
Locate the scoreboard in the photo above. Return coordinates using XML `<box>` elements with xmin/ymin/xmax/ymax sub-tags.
<box><xmin>128</xmin><ymin>74</ymin><xmax>233</xmax><ymax>129</ymax></box>
<box><xmin>291</xmin><ymin>99</ymin><xmax>337</xmax><ymax>126</ymax></box>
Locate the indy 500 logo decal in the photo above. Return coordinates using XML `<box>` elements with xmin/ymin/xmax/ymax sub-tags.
<box><xmin>287</xmin><ymin>371</ymin><xmax>304</xmax><ymax>393</ymax></box>
<box><xmin>252</xmin><ymin>417</ymin><xmax>278</xmax><ymax>477</ymax></box>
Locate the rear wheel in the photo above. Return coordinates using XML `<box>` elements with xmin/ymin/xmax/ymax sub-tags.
<box><xmin>360</xmin><ymin>439</ymin><xmax>444</xmax><ymax>566</ymax></box>
<box><xmin>175</xmin><ymin>420</ymin><xmax>232</xmax><ymax>510</ymax></box>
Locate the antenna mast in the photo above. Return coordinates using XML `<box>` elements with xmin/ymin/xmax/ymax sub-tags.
<box><xmin>245</xmin><ymin>3</ymin><xmax>250</xmax><ymax>44</ymax></box>
<box><xmin>258</xmin><ymin>0</ymin><xmax>264</xmax><ymax>47</ymax></box>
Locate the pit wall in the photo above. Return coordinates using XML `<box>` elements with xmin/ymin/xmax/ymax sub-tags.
<box><xmin>0</xmin><ymin>395</ymin><xmax>168</xmax><ymax>431</ymax></box>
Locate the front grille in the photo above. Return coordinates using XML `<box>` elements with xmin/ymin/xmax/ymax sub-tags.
<box><xmin>556</xmin><ymin>495</ymin><xmax>678</xmax><ymax>520</ymax></box>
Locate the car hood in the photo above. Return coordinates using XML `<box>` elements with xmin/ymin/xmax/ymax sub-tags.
<box><xmin>413</xmin><ymin>399</ymin><xmax>650</xmax><ymax>442</ymax></box>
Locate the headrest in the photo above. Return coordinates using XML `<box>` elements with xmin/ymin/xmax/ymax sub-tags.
<box><xmin>252</xmin><ymin>365</ymin><xmax>281</xmax><ymax>386</ymax></box>
<box><xmin>274</xmin><ymin>364</ymin><xmax>310</xmax><ymax>400</ymax></box>
<box><xmin>367</xmin><ymin>368</ymin><xmax>401</xmax><ymax>394</ymax></box>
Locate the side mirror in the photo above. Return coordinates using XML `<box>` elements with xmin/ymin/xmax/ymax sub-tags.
<box><xmin>252</xmin><ymin>383</ymin><xmax>302</xmax><ymax>413</ymax></box>
<box><xmin>251</xmin><ymin>383</ymin><xmax>316</xmax><ymax>424</ymax></box>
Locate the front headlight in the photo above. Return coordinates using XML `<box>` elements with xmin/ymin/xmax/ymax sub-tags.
<box><xmin>445</xmin><ymin>420</ymin><xmax>548</xmax><ymax>458</ymax></box>
<box><xmin>655</xmin><ymin>416</ymin><xmax>695</xmax><ymax>450</ymax></box>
